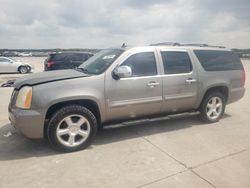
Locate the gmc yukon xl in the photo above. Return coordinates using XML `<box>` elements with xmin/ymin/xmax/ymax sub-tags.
<box><xmin>9</xmin><ymin>44</ymin><xmax>245</xmax><ymax>152</ymax></box>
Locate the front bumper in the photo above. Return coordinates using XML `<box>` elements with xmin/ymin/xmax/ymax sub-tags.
<box><xmin>9</xmin><ymin>107</ymin><xmax>44</xmax><ymax>139</ymax></box>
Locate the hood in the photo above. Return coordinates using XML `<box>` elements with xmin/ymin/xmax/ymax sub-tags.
<box><xmin>14</xmin><ymin>69</ymin><xmax>88</xmax><ymax>89</ymax></box>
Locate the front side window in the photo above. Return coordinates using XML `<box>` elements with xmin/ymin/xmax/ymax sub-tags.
<box><xmin>122</xmin><ymin>52</ymin><xmax>157</xmax><ymax>77</ymax></box>
<box><xmin>161</xmin><ymin>51</ymin><xmax>192</xmax><ymax>74</ymax></box>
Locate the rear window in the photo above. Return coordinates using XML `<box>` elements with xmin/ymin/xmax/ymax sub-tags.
<box><xmin>194</xmin><ymin>50</ymin><xmax>243</xmax><ymax>71</ymax></box>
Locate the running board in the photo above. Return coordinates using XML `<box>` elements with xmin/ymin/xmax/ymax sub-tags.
<box><xmin>104</xmin><ymin>112</ymin><xmax>198</xmax><ymax>129</ymax></box>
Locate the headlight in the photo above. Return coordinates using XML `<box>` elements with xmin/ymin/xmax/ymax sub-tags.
<box><xmin>16</xmin><ymin>86</ymin><xmax>33</xmax><ymax>109</ymax></box>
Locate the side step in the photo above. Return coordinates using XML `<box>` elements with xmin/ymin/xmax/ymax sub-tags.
<box><xmin>104</xmin><ymin>112</ymin><xmax>198</xmax><ymax>129</ymax></box>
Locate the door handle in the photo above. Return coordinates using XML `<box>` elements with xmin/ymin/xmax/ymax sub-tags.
<box><xmin>185</xmin><ymin>78</ymin><xmax>197</xmax><ymax>84</ymax></box>
<box><xmin>147</xmin><ymin>81</ymin><xmax>160</xmax><ymax>88</ymax></box>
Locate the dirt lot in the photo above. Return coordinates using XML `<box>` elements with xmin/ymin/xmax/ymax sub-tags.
<box><xmin>0</xmin><ymin>58</ymin><xmax>250</xmax><ymax>188</ymax></box>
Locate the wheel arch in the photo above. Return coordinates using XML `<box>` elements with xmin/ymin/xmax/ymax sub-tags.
<box><xmin>17</xmin><ymin>65</ymin><xmax>28</xmax><ymax>72</ymax></box>
<box><xmin>200</xmin><ymin>85</ymin><xmax>229</xmax><ymax>108</ymax></box>
<box><xmin>17</xmin><ymin>65</ymin><xmax>24</xmax><ymax>71</ymax></box>
<box><xmin>44</xmin><ymin>99</ymin><xmax>101</xmax><ymax>138</ymax></box>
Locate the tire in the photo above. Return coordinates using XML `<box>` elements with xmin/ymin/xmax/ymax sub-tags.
<box><xmin>47</xmin><ymin>105</ymin><xmax>98</xmax><ymax>152</ymax></box>
<box><xmin>199</xmin><ymin>92</ymin><xmax>226</xmax><ymax>123</ymax></box>
<box><xmin>19</xmin><ymin>66</ymin><xmax>28</xmax><ymax>74</ymax></box>
<box><xmin>26</xmin><ymin>65</ymin><xmax>31</xmax><ymax>72</ymax></box>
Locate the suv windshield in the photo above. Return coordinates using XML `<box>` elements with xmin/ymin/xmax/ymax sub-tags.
<box><xmin>78</xmin><ymin>49</ymin><xmax>124</xmax><ymax>74</ymax></box>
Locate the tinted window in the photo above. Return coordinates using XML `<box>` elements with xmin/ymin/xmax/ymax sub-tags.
<box><xmin>122</xmin><ymin>52</ymin><xmax>157</xmax><ymax>77</ymax></box>
<box><xmin>80</xmin><ymin>54</ymin><xmax>89</xmax><ymax>61</ymax></box>
<box><xmin>49</xmin><ymin>54</ymin><xmax>67</xmax><ymax>61</ymax></box>
<box><xmin>68</xmin><ymin>54</ymin><xmax>84</xmax><ymax>61</ymax></box>
<box><xmin>194</xmin><ymin>50</ymin><xmax>243</xmax><ymax>71</ymax></box>
<box><xmin>161</xmin><ymin>52</ymin><xmax>192</xmax><ymax>74</ymax></box>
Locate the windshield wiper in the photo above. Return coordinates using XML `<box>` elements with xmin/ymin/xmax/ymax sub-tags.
<box><xmin>75</xmin><ymin>67</ymin><xmax>90</xmax><ymax>74</ymax></box>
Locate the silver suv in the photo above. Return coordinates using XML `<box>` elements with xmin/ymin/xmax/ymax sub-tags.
<box><xmin>9</xmin><ymin>44</ymin><xmax>246</xmax><ymax>152</ymax></box>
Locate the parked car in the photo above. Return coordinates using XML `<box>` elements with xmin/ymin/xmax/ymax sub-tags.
<box><xmin>44</xmin><ymin>52</ymin><xmax>94</xmax><ymax>71</ymax></box>
<box><xmin>9</xmin><ymin>44</ymin><xmax>245</xmax><ymax>152</ymax></box>
<box><xmin>18</xmin><ymin>52</ymin><xmax>32</xmax><ymax>57</ymax></box>
<box><xmin>0</xmin><ymin>57</ymin><xmax>32</xmax><ymax>74</ymax></box>
<box><xmin>2</xmin><ymin>51</ymin><xmax>18</xmax><ymax>57</ymax></box>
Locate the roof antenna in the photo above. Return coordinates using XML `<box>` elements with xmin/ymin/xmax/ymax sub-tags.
<box><xmin>121</xmin><ymin>43</ymin><xmax>126</xmax><ymax>48</ymax></box>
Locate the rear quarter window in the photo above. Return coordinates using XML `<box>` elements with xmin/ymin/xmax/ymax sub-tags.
<box><xmin>194</xmin><ymin>50</ymin><xmax>243</xmax><ymax>71</ymax></box>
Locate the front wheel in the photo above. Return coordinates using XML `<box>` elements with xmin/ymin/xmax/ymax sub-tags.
<box><xmin>199</xmin><ymin>92</ymin><xmax>226</xmax><ymax>123</ymax></box>
<box><xmin>47</xmin><ymin>105</ymin><xmax>98</xmax><ymax>152</ymax></box>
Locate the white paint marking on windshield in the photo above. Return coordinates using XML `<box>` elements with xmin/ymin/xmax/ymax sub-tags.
<box><xmin>102</xmin><ymin>55</ymin><xmax>116</xmax><ymax>60</ymax></box>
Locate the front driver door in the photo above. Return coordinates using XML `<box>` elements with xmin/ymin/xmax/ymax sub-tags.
<box><xmin>105</xmin><ymin>51</ymin><xmax>163</xmax><ymax>121</ymax></box>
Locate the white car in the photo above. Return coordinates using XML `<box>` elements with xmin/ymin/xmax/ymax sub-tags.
<box><xmin>0</xmin><ymin>57</ymin><xmax>32</xmax><ymax>74</ymax></box>
<box><xmin>18</xmin><ymin>52</ymin><xmax>32</xmax><ymax>57</ymax></box>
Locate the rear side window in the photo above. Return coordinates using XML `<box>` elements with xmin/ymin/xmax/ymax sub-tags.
<box><xmin>161</xmin><ymin>51</ymin><xmax>192</xmax><ymax>74</ymax></box>
<box><xmin>49</xmin><ymin>54</ymin><xmax>67</xmax><ymax>61</ymax></box>
<box><xmin>122</xmin><ymin>52</ymin><xmax>157</xmax><ymax>77</ymax></box>
<box><xmin>68</xmin><ymin>54</ymin><xmax>86</xmax><ymax>61</ymax></box>
<box><xmin>194</xmin><ymin>50</ymin><xmax>243</xmax><ymax>71</ymax></box>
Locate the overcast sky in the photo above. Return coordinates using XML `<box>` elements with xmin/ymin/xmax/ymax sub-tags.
<box><xmin>0</xmin><ymin>0</ymin><xmax>249</xmax><ymax>49</ymax></box>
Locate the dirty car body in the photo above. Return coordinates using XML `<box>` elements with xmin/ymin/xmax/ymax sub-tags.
<box><xmin>8</xmin><ymin>45</ymin><xmax>245</xmax><ymax>152</ymax></box>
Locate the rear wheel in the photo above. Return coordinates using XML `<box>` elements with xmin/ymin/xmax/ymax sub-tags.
<box><xmin>19</xmin><ymin>66</ymin><xmax>28</xmax><ymax>74</ymax></box>
<box><xmin>47</xmin><ymin>105</ymin><xmax>98</xmax><ymax>152</ymax></box>
<box><xmin>26</xmin><ymin>65</ymin><xmax>31</xmax><ymax>72</ymax></box>
<box><xmin>199</xmin><ymin>92</ymin><xmax>226</xmax><ymax>123</ymax></box>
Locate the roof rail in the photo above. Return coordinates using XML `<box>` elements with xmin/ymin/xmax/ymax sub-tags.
<box><xmin>150</xmin><ymin>42</ymin><xmax>225</xmax><ymax>48</ymax></box>
<box><xmin>182</xmin><ymin>43</ymin><xmax>209</xmax><ymax>47</ymax></box>
<box><xmin>150</xmin><ymin>42</ymin><xmax>181</xmax><ymax>46</ymax></box>
<box><xmin>182</xmin><ymin>43</ymin><xmax>226</xmax><ymax>48</ymax></box>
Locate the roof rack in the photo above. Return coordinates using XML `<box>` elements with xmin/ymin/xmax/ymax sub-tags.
<box><xmin>182</xmin><ymin>43</ymin><xmax>226</xmax><ymax>48</ymax></box>
<box><xmin>182</xmin><ymin>43</ymin><xmax>209</xmax><ymax>47</ymax></box>
<box><xmin>150</xmin><ymin>42</ymin><xmax>225</xmax><ymax>48</ymax></box>
<box><xmin>150</xmin><ymin>42</ymin><xmax>181</xmax><ymax>46</ymax></box>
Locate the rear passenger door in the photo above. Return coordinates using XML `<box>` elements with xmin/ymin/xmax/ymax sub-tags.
<box><xmin>159</xmin><ymin>49</ymin><xmax>198</xmax><ymax>113</ymax></box>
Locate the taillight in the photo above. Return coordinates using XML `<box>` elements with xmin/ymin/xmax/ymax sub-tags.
<box><xmin>242</xmin><ymin>67</ymin><xmax>246</xmax><ymax>87</ymax></box>
<box><xmin>47</xmin><ymin>61</ymin><xmax>54</xmax><ymax>68</ymax></box>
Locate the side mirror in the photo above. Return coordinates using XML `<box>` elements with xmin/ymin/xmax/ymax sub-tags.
<box><xmin>113</xmin><ymin>66</ymin><xmax>132</xmax><ymax>79</ymax></box>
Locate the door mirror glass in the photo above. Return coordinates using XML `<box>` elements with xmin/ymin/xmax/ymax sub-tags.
<box><xmin>113</xmin><ymin>66</ymin><xmax>132</xmax><ymax>79</ymax></box>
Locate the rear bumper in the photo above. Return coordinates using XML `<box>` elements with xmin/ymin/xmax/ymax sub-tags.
<box><xmin>9</xmin><ymin>107</ymin><xmax>44</xmax><ymax>139</ymax></box>
<box><xmin>227</xmin><ymin>87</ymin><xmax>245</xmax><ymax>104</ymax></box>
